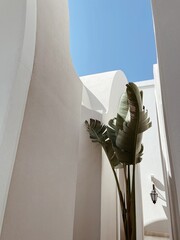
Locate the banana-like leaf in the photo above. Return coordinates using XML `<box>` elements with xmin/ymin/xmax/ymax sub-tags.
<box><xmin>116</xmin><ymin>92</ymin><xmax>129</xmax><ymax>131</ymax></box>
<box><xmin>85</xmin><ymin>119</ymin><xmax>107</xmax><ymax>144</ymax></box>
<box><xmin>107</xmin><ymin>82</ymin><xmax>152</xmax><ymax>165</ymax></box>
<box><xmin>85</xmin><ymin>119</ymin><xmax>122</xmax><ymax>167</ymax></box>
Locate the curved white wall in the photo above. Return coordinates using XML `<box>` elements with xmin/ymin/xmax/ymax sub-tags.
<box><xmin>0</xmin><ymin>0</ymin><xmax>82</xmax><ymax>240</ymax></box>
<box><xmin>0</xmin><ymin>0</ymin><xmax>36</xmax><ymax>234</ymax></box>
<box><xmin>0</xmin><ymin>0</ymin><xmax>26</xmax><ymax>137</ymax></box>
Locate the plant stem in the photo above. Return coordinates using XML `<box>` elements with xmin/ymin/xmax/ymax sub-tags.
<box><xmin>127</xmin><ymin>165</ymin><xmax>132</xmax><ymax>240</ymax></box>
<box><xmin>131</xmin><ymin>163</ymin><xmax>136</xmax><ymax>240</ymax></box>
<box><xmin>123</xmin><ymin>165</ymin><xmax>130</xmax><ymax>240</ymax></box>
<box><xmin>111</xmin><ymin>166</ymin><xmax>127</xmax><ymax>238</ymax></box>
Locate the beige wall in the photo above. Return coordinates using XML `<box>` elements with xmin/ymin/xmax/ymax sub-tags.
<box><xmin>0</xmin><ymin>0</ymin><xmax>82</xmax><ymax>240</ymax></box>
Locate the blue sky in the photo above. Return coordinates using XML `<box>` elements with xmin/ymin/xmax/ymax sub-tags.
<box><xmin>68</xmin><ymin>0</ymin><xmax>157</xmax><ymax>82</ymax></box>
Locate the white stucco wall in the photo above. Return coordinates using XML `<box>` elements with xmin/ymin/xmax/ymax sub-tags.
<box><xmin>73</xmin><ymin>104</ymin><xmax>102</xmax><ymax>240</ymax></box>
<box><xmin>137</xmin><ymin>80</ymin><xmax>169</xmax><ymax>237</ymax></box>
<box><xmin>0</xmin><ymin>0</ymin><xmax>36</xmax><ymax>234</ymax></box>
<box><xmin>152</xmin><ymin>1</ymin><xmax>180</xmax><ymax>238</ymax></box>
<box><xmin>0</xmin><ymin>1</ymin><xmax>82</xmax><ymax>240</ymax></box>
